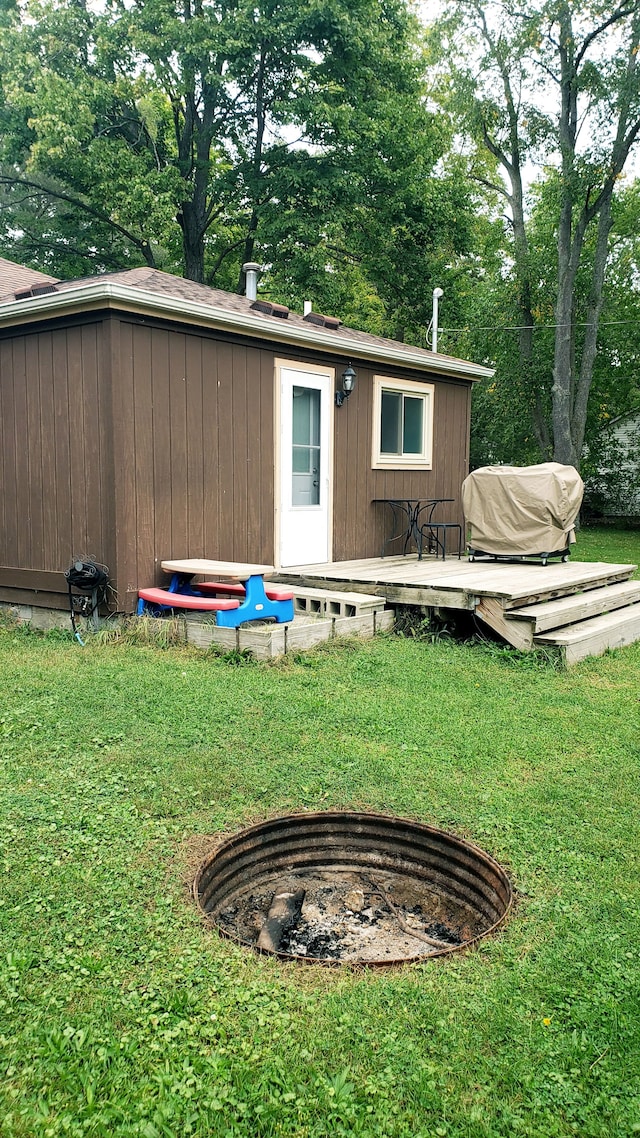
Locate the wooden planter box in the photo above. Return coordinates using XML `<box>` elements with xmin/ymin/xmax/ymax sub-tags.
<box><xmin>183</xmin><ymin>609</ymin><xmax>394</xmax><ymax>659</ymax></box>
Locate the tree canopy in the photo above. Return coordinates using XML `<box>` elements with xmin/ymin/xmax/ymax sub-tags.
<box><xmin>1</xmin><ymin>0</ymin><xmax>640</xmax><ymax>479</ymax></box>
<box><xmin>428</xmin><ymin>0</ymin><xmax>640</xmax><ymax>470</ymax></box>
<box><xmin>0</xmin><ymin>0</ymin><xmax>473</xmax><ymax>335</ymax></box>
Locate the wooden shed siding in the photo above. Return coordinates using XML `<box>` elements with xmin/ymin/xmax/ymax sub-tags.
<box><xmin>0</xmin><ymin>322</ymin><xmax>113</xmax><ymax>596</ymax></box>
<box><xmin>96</xmin><ymin>320</ymin><xmax>116</xmax><ymax>584</ymax></box>
<box><xmin>201</xmin><ymin>335</ymin><xmax>219</xmax><ymax>557</ymax></box>
<box><xmin>14</xmin><ymin>339</ymin><xmax>29</xmax><ymax>569</ymax></box>
<box><xmin>186</xmin><ymin>334</ymin><xmax>205</xmax><ymax>556</ymax></box>
<box><xmin>215</xmin><ymin>339</ymin><xmax>233</xmax><ymax>556</ymax></box>
<box><xmin>1</xmin><ymin>307</ymin><xmax>473</xmax><ymax>610</ymax></box>
<box><xmin>105</xmin><ymin>316</ymin><xmax>129</xmax><ymax>605</ymax></box>
<box><xmin>118</xmin><ymin>321</ymin><xmax>154</xmax><ymax>602</ymax></box>
<box><xmin>331</xmin><ymin>366</ymin><xmax>471</xmax><ymax>561</ymax></box>
<box><xmin>25</xmin><ymin>335</ymin><xmax>43</xmax><ymax>567</ymax></box>
<box><xmin>68</xmin><ymin>327</ymin><xmax>85</xmax><ymax>560</ymax></box>
<box><xmin>117</xmin><ymin>321</ymin><xmax>276</xmax><ymax>604</ymax></box>
<box><xmin>116</xmin><ymin>329</ymin><xmax>471</xmax><ymax>587</ymax></box>
<box><xmin>0</xmin><ymin>339</ymin><xmax>16</xmax><ymax>565</ymax></box>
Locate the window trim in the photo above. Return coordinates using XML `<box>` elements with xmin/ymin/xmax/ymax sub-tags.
<box><xmin>371</xmin><ymin>375</ymin><xmax>434</xmax><ymax>470</ymax></box>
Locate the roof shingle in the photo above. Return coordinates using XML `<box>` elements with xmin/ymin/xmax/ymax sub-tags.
<box><xmin>0</xmin><ymin>255</ymin><xmax>59</xmax><ymax>299</ymax></box>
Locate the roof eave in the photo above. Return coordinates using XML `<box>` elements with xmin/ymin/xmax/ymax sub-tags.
<box><xmin>0</xmin><ymin>280</ymin><xmax>495</xmax><ymax>381</ymax></box>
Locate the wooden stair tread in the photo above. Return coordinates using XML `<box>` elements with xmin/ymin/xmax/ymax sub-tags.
<box><xmin>508</xmin><ymin>581</ymin><xmax>640</xmax><ymax>632</ymax></box>
<box><xmin>534</xmin><ymin>602</ymin><xmax>640</xmax><ymax>662</ymax></box>
<box><xmin>535</xmin><ymin>602</ymin><xmax>640</xmax><ymax>644</ymax></box>
<box><xmin>499</xmin><ymin>564</ymin><xmax>636</xmax><ymax>607</ymax></box>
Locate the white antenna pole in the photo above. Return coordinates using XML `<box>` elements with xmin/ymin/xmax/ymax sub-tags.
<box><xmin>432</xmin><ymin>288</ymin><xmax>443</xmax><ymax>353</ymax></box>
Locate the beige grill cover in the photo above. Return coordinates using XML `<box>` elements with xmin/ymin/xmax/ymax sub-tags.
<box><xmin>462</xmin><ymin>462</ymin><xmax>584</xmax><ymax>556</ymax></box>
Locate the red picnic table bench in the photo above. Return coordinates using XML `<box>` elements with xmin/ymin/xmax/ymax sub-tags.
<box><xmin>137</xmin><ymin>559</ymin><xmax>294</xmax><ymax>628</ymax></box>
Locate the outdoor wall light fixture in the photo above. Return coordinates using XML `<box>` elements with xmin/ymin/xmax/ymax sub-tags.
<box><xmin>336</xmin><ymin>363</ymin><xmax>356</xmax><ymax>407</ymax></box>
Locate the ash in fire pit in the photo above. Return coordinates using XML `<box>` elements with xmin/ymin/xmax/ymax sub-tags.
<box><xmin>194</xmin><ymin>812</ymin><xmax>512</xmax><ymax>966</ymax></box>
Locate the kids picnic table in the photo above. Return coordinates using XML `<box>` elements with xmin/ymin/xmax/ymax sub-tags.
<box><xmin>137</xmin><ymin>559</ymin><xmax>294</xmax><ymax>628</ymax></box>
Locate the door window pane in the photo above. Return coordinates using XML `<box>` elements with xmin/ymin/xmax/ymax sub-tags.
<box><xmin>293</xmin><ymin>386</ymin><xmax>320</xmax><ymax>446</ymax></box>
<box><xmin>292</xmin><ymin>386</ymin><xmax>321</xmax><ymax>505</ymax></box>
<box><xmin>292</xmin><ymin>447</ymin><xmax>313</xmax><ymax>474</ymax></box>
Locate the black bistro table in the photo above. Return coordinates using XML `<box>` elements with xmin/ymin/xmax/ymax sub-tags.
<box><xmin>372</xmin><ymin>498</ymin><xmax>455</xmax><ymax>559</ymax></box>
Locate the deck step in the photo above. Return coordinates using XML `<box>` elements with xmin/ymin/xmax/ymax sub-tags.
<box><xmin>500</xmin><ymin>563</ymin><xmax>637</xmax><ymax>608</ymax></box>
<box><xmin>507</xmin><ymin>580</ymin><xmax>640</xmax><ymax>633</ymax></box>
<box><xmin>534</xmin><ymin>602</ymin><xmax>640</xmax><ymax>664</ymax></box>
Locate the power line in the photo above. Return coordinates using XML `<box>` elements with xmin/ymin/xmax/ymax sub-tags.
<box><xmin>441</xmin><ymin>318</ymin><xmax>640</xmax><ymax>333</ymax></box>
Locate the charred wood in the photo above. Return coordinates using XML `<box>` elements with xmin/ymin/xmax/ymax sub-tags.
<box><xmin>256</xmin><ymin>886</ymin><xmax>306</xmax><ymax>953</ymax></box>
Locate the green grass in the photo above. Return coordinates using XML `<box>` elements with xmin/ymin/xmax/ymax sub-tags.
<box><xmin>1</xmin><ymin>528</ymin><xmax>640</xmax><ymax>1138</ymax></box>
<box><xmin>574</xmin><ymin>523</ymin><xmax>639</xmax><ymax>575</ymax></box>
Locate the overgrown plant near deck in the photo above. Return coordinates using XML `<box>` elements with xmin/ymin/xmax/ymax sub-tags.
<box><xmin>0</xmin><ymin>528</ymin><xmax>639</xmax><ymax>1137</ymax></box>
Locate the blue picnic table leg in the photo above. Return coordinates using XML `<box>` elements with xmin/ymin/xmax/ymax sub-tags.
<box><xmin>168</xmin><ymin>572</ymin><xmax>203</xmax><ymax>596</ymax></box>
<box><xmin>214</xmin><ymin>575</ymin><xmax>294</xmax><ymax>628</ymax></box>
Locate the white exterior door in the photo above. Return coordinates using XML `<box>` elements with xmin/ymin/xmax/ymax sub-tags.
<box><xmin>277</xmin><ymin>362</ymin><xmax>333</xmax><ymax>567</ymax></box>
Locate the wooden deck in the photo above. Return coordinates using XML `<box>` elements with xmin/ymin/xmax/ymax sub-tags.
<box><xmin>276</xmin><ymin>555</ymin><xmax>640</xmax><ymax>663</ymax></box>
<box><xmin>277</xmin><ymin>554</ymin><xmax>635</xmax><ymax>609</ymax></box>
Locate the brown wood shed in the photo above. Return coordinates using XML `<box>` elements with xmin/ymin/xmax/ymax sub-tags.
<box><xmin>0</xmin><ymin>259</ymin><xmax>493</xmax><ymax>613</ymax></box>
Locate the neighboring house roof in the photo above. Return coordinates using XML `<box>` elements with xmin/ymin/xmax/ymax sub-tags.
<box><xmin>604</xmin><ymin>407</ymin><xmax>640</xmax><ymax>430</ymax></box>
<box><xmin>0</xmin><ymin>255</ymin><xmax>59</xmax><ymax>297</ymax></box>
<box><xmin>0</xmin><ymin>263</ymin><xmax>494</xmax><ymax>382</ymax></box>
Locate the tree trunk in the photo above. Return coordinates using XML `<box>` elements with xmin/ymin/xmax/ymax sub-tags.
<box><xmin>551</xmin><ymin>274</ymin><xmax>576</xmax><ymax>467</ymax></box>
<box><xmin>476</xmin><ymin>3</ymin><xmax>551</xmax><ymax>460</ymax></box>
<box><xmin>179</xmin><ymin>200</ymin><xmax>206</xmax><ymax>283</ymax></box>
<box><xmin>459</xmin><ymin>0</ymin><xmax>640</xmax><ymax>473</ymax></box>
<box><xmin>238</xmin><ymin>212</ymin><xmax>259</xmax><ymax>295</ymax></box>
<box><xmin>571</xmin><ymin>195</ymin><xmax>613</xmax><ymax>461</ymax></box>
<box><xmin>236</xmin><ymin>42</ymin><xmax>268</xmax><ymax>294</ymax></box>
<box><xmin>514</xmin><ymin>240</ymin><xmax>551</xmax><ymax>459</ymax></box>
<box><xmin>173</xmin><ymin>23</ymin><xmax>218</xmax><ymax>284</ymax></box>
<box><xmin>551</xmin><ymin>1</ymin><xmax>579</xmax><ymax>469</ymax></box>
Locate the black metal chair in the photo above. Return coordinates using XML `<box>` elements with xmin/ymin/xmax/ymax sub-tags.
<box><xmin>419</xmin><ymin>519</ymin><xmax>463</xmax><ymax>560</ymax></box>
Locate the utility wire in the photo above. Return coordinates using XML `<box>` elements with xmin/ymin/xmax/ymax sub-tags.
<box><xmin>441</xmin><ymin>318</ymin><xmax>640</xmax><ymax>333</ymax></box>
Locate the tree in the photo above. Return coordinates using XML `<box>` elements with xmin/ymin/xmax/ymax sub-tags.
<box><xmin>0</xmin><ymin>0</ymin><xmax>470</xmax><ymax>312</ymax></box>
<box><xmin>443</xmin><ymin>175</ymin><xmax>640</xmax><ymax>472</ymax></box>
<box><xmin>0</xmin><ymin>0</ymin><xmax>184</xmax><ymax>275</ymax></box>
<box><xmin>428</xmin><ymin>0</ymin><xmax>640</xmax><ymax>470</ymax></box>
<box><xmin>263</xmin><ymin>100</ymin><xmax>476</xmax><ymax>340</ymax></box>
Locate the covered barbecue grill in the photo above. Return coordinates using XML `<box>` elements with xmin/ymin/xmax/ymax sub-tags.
<box><xmin>462</xmin><ymin>462</ymin><xmax>584</xmax><ymax>564</ymax></box>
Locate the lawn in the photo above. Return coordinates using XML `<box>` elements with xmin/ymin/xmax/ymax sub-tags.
<box><xmin>574</xmin><ymin>524</ymin><xmax>640</xmax><ymax>575</ymax></box>
<box><xmin>1</xmin><ymin>526</ymin><xmax>639</xmax><ymax>1138</ymax></box>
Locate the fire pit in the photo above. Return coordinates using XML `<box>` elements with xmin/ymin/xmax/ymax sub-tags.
<box><xmin>194</xmin><ymin>812</ymin><xmax>512</xmax><ymax>966</ymax></box>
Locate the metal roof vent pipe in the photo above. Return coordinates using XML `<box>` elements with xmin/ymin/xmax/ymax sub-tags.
<box><xmin>242</xmin><ymin>262</ymin><xmax>261</xmax><ymax>301</ymax></box>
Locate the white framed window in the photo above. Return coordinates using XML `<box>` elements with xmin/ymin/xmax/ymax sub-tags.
<box><xmin>372</xmin><ymin>375</ymin><xmax>434</xmax><ymax>469</ymax></box>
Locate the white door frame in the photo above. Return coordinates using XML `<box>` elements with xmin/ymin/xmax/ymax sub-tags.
<box><xmin>274</xmin><ymin>358</ymin><xmax>334</xmax><ymax>568</ymax></box>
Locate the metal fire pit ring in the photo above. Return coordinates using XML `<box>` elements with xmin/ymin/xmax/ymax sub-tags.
<box><xmin>194</xmin><ymin>811</ymin><xmax>513</xmax><ymax>967</ymax></box>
